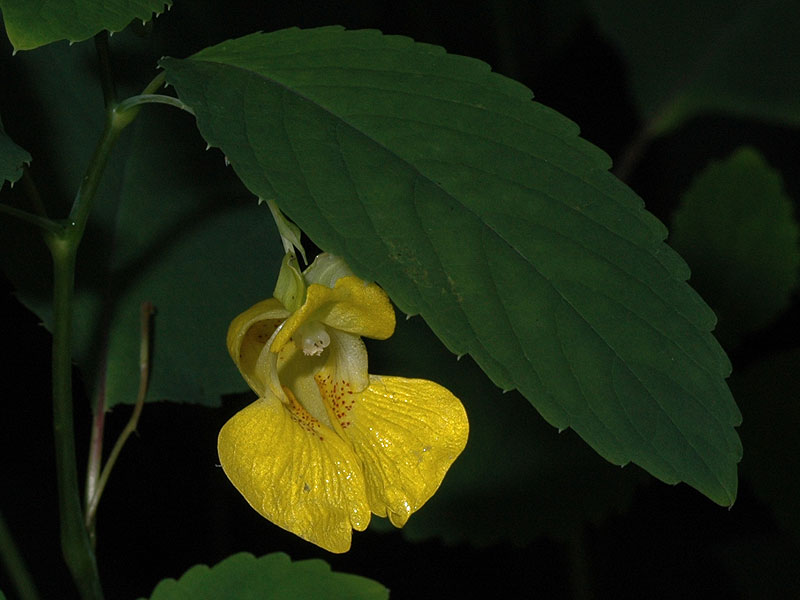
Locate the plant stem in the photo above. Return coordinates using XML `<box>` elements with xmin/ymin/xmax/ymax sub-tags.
<box><xmin>42</xmin><ymin>57</ymin><xmax>177</xmax><ymax>597</ymax></box>
<box><xmin>48</xmin><ymin>233</ymin><xmax>104</xmax><ymax>600</ymax></box>
<box><xmin>0</xmin><ymin>202</ymin><xmax>63</xmax><ymax>235</ymax></box>
<box><xmin>0</xmin><ymin>509</ymin><xmax>41</xmax><ymax>600</ymax></box>
<box><xmin>84</xmin><ymin>380</ymin><xmax>106</xmax><ymax>548</ymax></box>
<box><xmin>115</xmin><ymin>93</ymin><xmax>195</xmax><ymax>116</ymax></box>
<box><xmin>45</xmin><ymin>103</ymin><xmax>134</xmax><ymax>600</ymax></box>
<box><xmin>94</xmin><ymin>32</ymin><xmax>117</xmax><ymax>108</ymax></box>
<box><xmin>85</xmin><ymin>302</ymin><xmax>154</xmax><ymax>541</ymax></box>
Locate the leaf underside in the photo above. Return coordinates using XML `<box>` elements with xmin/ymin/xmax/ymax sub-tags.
<box><xmin>0</xmin><ymin>0</ymin><xmax>172</xmax><ymax>51</ymax></box>
<box><xmin>162</xmin><ymin>27</ymin><xmax>741</xmax><ymax>505</ymax></box>
<box><xmin>141</xmin><ymin>552</ymin><xmax>388</xmax><ymax>600</ymax></box>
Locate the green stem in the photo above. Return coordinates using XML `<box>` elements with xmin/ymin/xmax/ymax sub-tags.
<box><xmin>39</xmin><ymin>52</ymin><xmax>179</xmax><ymax>597</ymax></box>
<box><xmin>0</xmin><ymin>509</ymin><xmax>41</xmax><ymax>600</ymax></box>
<box><xmin>141</xmin><ymin>70</ymin><xmax>167</xmax><ymax>96</ymax></box>
<box><xmin>44</xmin><ymin>103</ymin><xmax>135</xmax><ymax>600</ymax></box>
<box><xmin>0</xmin><ymin>202</ymin><xmax>63</xmax><ymax>235</ymax></box>
<box><xmin>94</xmin><ymin>32</ymin><xmax>117</xmax><ymax>108</ymax></box>
<box><xmin>48</xmin><ymin>235</ymin><xmax>104</xmax><ymax>600</ymax></box>
<box><xmin>115</xmin><ymin>93</ymin><xmax>195</xmax><ymax>116</ymax></box>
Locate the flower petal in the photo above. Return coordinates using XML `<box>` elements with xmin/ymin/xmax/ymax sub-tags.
<box><xmin>278</xmin><ymin>328</ymin><xmax>370</xmax><ymax>429</ymax></box>
<box><xmin>341</xmin><ymin>376</ymin><xmax>469</xmax><ymax>527</ymax></box>
<box><xmin>218</xmin><ymin>392</ymin><xmax>371</xmax><ymax>553</ymax></box>
<box><xmin>227</xmin><ymin>298</ymin><xmax>290</xmax><ymax>397</ymax></box>
<box><xmin>271</xmin><ymin>276</ymin><xmax>395</xmax><ymax>353</ymax></box>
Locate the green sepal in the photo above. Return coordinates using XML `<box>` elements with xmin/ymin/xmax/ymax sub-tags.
<box><xmin>273</xmin><ymin>252</ymin><xmax>306</xmax><ymax>312</ymax></box>
<box><xmin>263</xmin><ymin>197</ymin><xmax>306</xmax><ymax>263</ymax></box>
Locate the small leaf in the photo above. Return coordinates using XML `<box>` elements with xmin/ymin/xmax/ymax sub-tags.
<box><xmin>670</xmin><ymin>147</ymin><xmax>800</xmax><ymax>346</ymax></box>
<box><xmin>140</xmin><ymin>552</ymin><xmax>388</xmax><ymax>600</ymax></box>
<box><xmin>0</xmin><ymin>116</ymin><xmax>30</xmax><ymax>187</ymax></box>
<box><xmin>161</xmin><ymin>27</ymin><xmax>742</xmax><ymax>505</ymax></box>
<box><xmin>0</xmin><ymin>0</ymin><xmax>171</xmax><ymax>51</ymax></box>
<box><xmin>588</xmin><ymin>0</ymin><xmax>800</xmax><ymax>135</ymax></box>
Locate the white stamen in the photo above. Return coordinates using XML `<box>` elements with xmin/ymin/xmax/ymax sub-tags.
<box><xmin>298</xmin><ymin>321</ymin><xmax>330</xmax><ymax>356</ymax></box>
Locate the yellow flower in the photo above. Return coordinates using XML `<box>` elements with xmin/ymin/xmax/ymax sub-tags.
<box><xmin>218</xmin><ymin>255</ymin><xmax>469</xmax><ymax>553</ymax></box>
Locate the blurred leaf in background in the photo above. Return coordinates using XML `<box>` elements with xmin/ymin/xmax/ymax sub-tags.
<box><xmin>669</xmin><ymin>147</ymin><xmax>800</xmax><ymax>347</ymax></box>
<box><xmin>588</xmin><ymin>0</ymin><xmax>800</xmax><ymax>136</ymax></box>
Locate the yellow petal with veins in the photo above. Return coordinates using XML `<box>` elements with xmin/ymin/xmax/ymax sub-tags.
<box><xmin>271</xmin><ymin>276</ymin><xmax>395</xmax><ymax>353</ymax></box>
<box><xmin>217</xmin><ymin>390</ymin><xmax>371</xmax><ymax>553</ymax></box>
<box><xmin>226</xmin><ymin>298</ymin><xmax>289</xmax><ymax>397</ymax></box>
<box><xmin>339</xmin><ymin>375</ymin><xmax>469</xmax><ymax>527</ymax></box>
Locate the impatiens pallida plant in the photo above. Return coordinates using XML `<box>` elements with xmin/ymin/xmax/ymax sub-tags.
<box><xmin>2</xmin><ymin>1</ymin><xmax>797</xmax><ymax>599</ymax></box>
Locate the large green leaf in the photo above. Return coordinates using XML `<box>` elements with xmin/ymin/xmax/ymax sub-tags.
<box><xmin>0</xmin><ymin>37</ymin><xmax>282</xmax><ymax>408</ymax></box>
<box><xmin>140</xmin><ymin>552</ymin><xmax>388</xmax><ymax>600</ymax></box>
<box><xmin>588</xmin><ymin>0</ymin><xmax>800</xmax><ymax>135</ymax></box>
<box><xmin>670</xmin><ymin>147</ymin><xmax>800</xmax><ymax>346</ymax></box>
<box><xmin>0</xmin><ymin>0</ymin><xmax>171</xmax><ymax>51</ymax></box>
<box><xmin>161</xmin><ymin>27</ymin><xmax>742</xmax><ymax>505</ymax></box>
<box><xmin>0</xmin><ymin>116</ymin><xmax>30</xmax><ymax>187</ymax></box>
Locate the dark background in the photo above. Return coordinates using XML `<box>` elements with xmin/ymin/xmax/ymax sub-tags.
<box><xmin>2</xmin><ymin>1</ymin><xmax>799</xmax><ymax>598</ymax></box>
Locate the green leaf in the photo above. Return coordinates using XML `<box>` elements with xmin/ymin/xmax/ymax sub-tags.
<box><xmin>0</xmin><ymin>115</ymin><xmax>30</xmax><ymax>187</ymax></box>
<box><xmin>588</xmin><ymin>0</ymin><xmax>800</xmax><ymax>135</ymax></box>
<box><xmin>0</xmin><ymin>0</ymin><xmax>171</xmax><ymax>51</ymax></box>
<box><xmin>140</xmin><ymin>552</ymin><xmax>388</xmax><ymax>600</ymax></box>
<box><xmin>161</xmin><ymin>27</ymin><xmax>742</xmax><ymax>505</ymax></box>
<box><xmin>0</xmin><ymin>38</ymin><xmax>282</xmax><ymax>408</ymax></box>
<box><xmin>670</xmin><ymin>147</ymin><xmax>800</xmax><ymax>346</ymax></box>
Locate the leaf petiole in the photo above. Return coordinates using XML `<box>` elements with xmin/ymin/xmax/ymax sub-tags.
<box><xmin>115</xmin><ymin>93</ymin><xmax>196</xmax><ymax>116</ymax></box>
<box><xmin>0</xmin><ymin>202</ymin><xmax>63</xmax><ymax>235</ymax></box>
